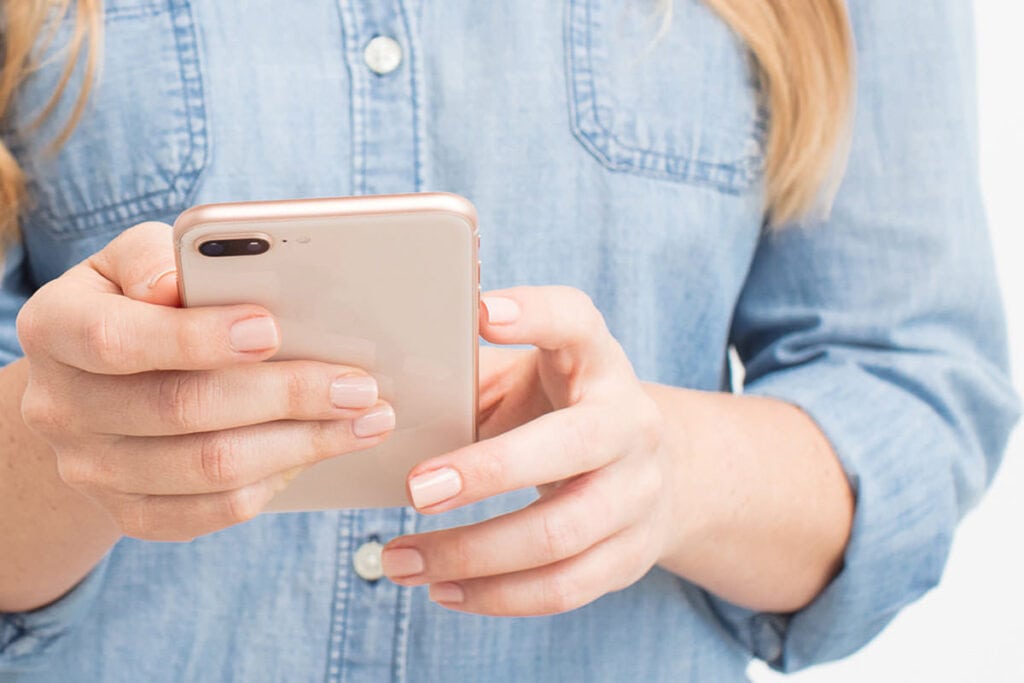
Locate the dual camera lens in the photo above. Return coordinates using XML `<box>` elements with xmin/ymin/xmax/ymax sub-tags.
<box><xmin>198</xmin><ymin>239</ymin><xmax>270</xmax><ymax>257</ymax></box>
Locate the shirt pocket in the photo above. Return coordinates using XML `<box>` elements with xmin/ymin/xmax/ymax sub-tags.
<box><xmin>11</xmin><ymin>0</ymin><xmax>207</xmax><ymax>241</ymax></box>
<box><xmin>566</xmin><ymin>0</ymin><xmax>765</xmax><ymax>194</ymax></box>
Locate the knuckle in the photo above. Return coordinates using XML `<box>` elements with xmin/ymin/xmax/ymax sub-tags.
<box><xmin>197</xmin><ymin>432</ymin><xmax>243</xmax><ymax>488</ymax></box>
<box><xmin>15</xmin><ymin>298</ymin><xmax>43</xmax><ymax>354</ymax></box>
<box><xmin>158</xmin><ymin>372</ymin><xmax>212</xmax><ymax>432</ymax></box>
<box><xmin>556</xmin><ymin>285</ymin><xmax>591</xmax><ymax>309</ymax></box>
<box><xmin>541</xmin><ymin>571</ymin><xmax>583</xmax><ymax>614</ymax></box>
<box><xmin>283</xmin><ymin>363</ymin><xmax>319</xmax><ymax>416</ymax></box>
<box><xmin>566</xmin><ymin>288</ymin><xmax>603</xmax><ymax>330</ymax></box>
<box><xmin>84</xmin><ymin>312</ymin><xmax>131</xmax><ymax>370</ymax></box>
<box><xmin>222</xmin><ymin>485</ymin><xmax>263</xmax><ymax>524</ymax></box>
<box><xmin>20</xmin><ymin>388</ymin><xmax>63</xmax><ymax>434</ymax></box>
<box><xmin>468</xmin><ymin>441</ymin><xmax>512</xmax><ymax>493</ymax></box>
<box><xmin>445</xmin><ymin>531</ymin><xmax>477</xmax><ymax>576</ymax></box>
<box><xmin>538</xmin><ymin>510</ymin><xmax>585</xmax><ymax>560</ymax></box>
<box><xmin>114</xmin><ymin>499</ymin><xmax>153</xmax><ymax>540</ymax></box>
<box><xmin>54</xmin><ymin>452</ymin><xmax>100</xmax><ymax>488</ymax></box>
<box><xmin>307</xmin><ymin>419</ymin><xmax>358</xmax><ymax>460</ymax></box>
<box><xmin>305</xmin><ymin>421</ymin><xmax>333</xmax><ymax>458</ymax></box>
<box><xmin>114</xmin><ymin>496</ymin><xmax>200</xmax><ymax>542</ymax></box>
<box><xmin>572</xmin><ymin>287</ymin><xmax>597</xmax><ymax>314</ymax></box>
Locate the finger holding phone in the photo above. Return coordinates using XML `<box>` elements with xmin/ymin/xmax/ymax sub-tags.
<box><xmin>16</xmin><ymin>221</ymin><xmax>395</xmax><ymax>542</ymax></box>
<box><xmin>383</xmin><ymin>285</ymin><xmax>678</xmax><ymax>615</ymax></box>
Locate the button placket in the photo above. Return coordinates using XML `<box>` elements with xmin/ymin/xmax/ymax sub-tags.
<box><xmin>329</xmin><ymin>509</ymin><xmax>411</xmax><ymax>683</ymax></box>
<box><xmin>328</xmin><ymin>2</ymin><xmax>421</xmax><ymax>677</ymax></box>
<box><xmin>340</xmin><ymin>0</ymin><xmax>421</xmax><ymax>196</ymax></box>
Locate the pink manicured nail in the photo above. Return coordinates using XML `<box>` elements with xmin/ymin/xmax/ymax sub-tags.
<box><xmin>381</xmin><ymin>548</ymin><xmax>425</xmax><ymax>578</ymax></box>
<box><xmin>482</xmin><ymin>296</ymin><xmax>520</xmax><ymax>325</ymax></box>
<box><xmin>331</xmin><ymin>376</ymin><xmax>378</xmax><ymax>409</ymax></box>
<box><xmin>353</xmin><ymin>405</ymin><xmax>396</xmax><ymax>438</ymax></box>
<box><xmin>429</xmin><ymin>582</ymin><xmax>465</xmax><ymax>604</ymax></box>
<box><xmin>409</xmin><ymin>467</ymin><xmax>462</xmax><ymax>508</ymax></box>
<box><xmin>229</xmin><ymin>317</ymin><xmax>279</xmax><ymax>352</ymax></box>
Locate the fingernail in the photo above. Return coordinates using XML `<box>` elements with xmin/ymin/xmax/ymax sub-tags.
<box><xmin>381</xmin><ymin>548</ymin><xmax>425</xmax><ymax>578</ymax></box>
<box><xmin>229</xmin><ymin>317</ymin><xmax>279</xmax><ymax>352</ymax></box>
<box><xmin>126</xmin><ymin>269</ymin><xmax>176</xmax><ymax>300</ymax></box>
<box><xmin>331</xmin><ymin>375</ymin><xmax>378</xmax><ymax>409</ymax></box>
<box><xmin>429</xmin><ymin>582</ymin><xmax>465</xmax><ymax>604</ymax></box>
<box><xmin>148</xmin><ymin>268</ymin><xmax>178</xmax><ymax>289</ymax></box>
<box><xmin>409</xmin><ymin>467</ymin><xmax>462</xmax><ymax>508</ymax></box>
<box><xmin>482</xmin><ymin>296</ymin><xmax>520</xmax><ymax>325</ymax></box>
<box><xmin>353</xmin><ymin>405</ymin><xmax>396</xmax><ymax>438</ymax></box>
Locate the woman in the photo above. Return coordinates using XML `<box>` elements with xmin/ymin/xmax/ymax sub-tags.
<box><xmin>0</xmin><ymin>0</ymin><xmax>1017</xmax><ymax>681</ymax></box>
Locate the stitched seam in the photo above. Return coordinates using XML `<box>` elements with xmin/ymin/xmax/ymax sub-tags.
<box><xmin>397</xmin><ymin>0</ymin><xmax>423</xmax><ymax>192</ymax></box>
<box><xmin>354</xmin><ymin>0</ymin><xmax>369</xmax><ymax>197</ymax></box>
<box><xmin>582</xmin><ymin>0</ymin><xmax>755</xmax><ymax>183</ymax></box>
<box><xmin>325</xmin><ymin>511</ymin><xmax>354</xmax><ymax>683</ymax></box>
<box><xmin>105</xmin><ymin>8</ymin><xmax>165</xmax><ymax>22</ymax></box>
<box><xmin>390</xmin><ymin>506</ymin><xmax>417</xmax><ymax>683</ymax></box>
<box><xmin>41</xmin><ymin>0</ymin><xmax>208</xmax><ymax>240</ymax></box>
<box><xmin>335</xmin><ymin>0</ymin><xmax>356</xmax><ymax>199</ymax></box>
<box><xmin>567</xmin><ymin>0</ymin><xmax>761</xmax><ymax>191</ymax></box>
<box><xmin>40</xmin><ymin>2</ymin><xmax>196</xmax><ymax>230</ymax></box>
<box><xmin>81</xmin><ymin>0</ymin><xmax>165</xmax><ymax>20</ymax></box>
<box><xmin>580</xmin><ymin>0</ymin><xmax>758</xmax><ymax>180</ymax></box>
<box><xmin>339</xmin><ymin>512</ymin><xmax>361</xmax><ymax>683</ymax></box>
<box><xmin>344</xmin><ymin>1</ymin><xmax>368</xmax><ymax>197</ymax></box>
<box><xmin>170</xmin><ymin>0</ymin><xmax>208</xmax><ymax>208</ymax></box>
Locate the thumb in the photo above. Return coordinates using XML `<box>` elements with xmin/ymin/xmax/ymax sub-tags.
<box><xmin>89</xmin><ymin>221</ymin><xmax>181</xmax><ymax>306</ymax></box>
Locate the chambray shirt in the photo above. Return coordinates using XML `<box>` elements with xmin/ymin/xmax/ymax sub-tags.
<box><xmin>0</xmin><ymin>1</ymin><xmax>1019</xmax><ymax>681</ymax></box>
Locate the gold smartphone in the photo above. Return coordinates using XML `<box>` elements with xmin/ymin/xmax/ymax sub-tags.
<box><xmin>173</xmin><ymin>192</ymin><xmax>479</xmax><ymax>511</ymax></box>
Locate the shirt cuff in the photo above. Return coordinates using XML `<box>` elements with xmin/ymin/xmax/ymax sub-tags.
<box><xmin>0</xmin><ymin>556</ymin><xmax>110</xmax><ymax>672</ymax></box>
<box><xmin>702</xmin><ymin>358</ymin><xmax>1019</xmax><ymax>672</ymax></box>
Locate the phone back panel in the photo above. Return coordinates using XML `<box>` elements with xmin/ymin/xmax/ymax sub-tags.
<box><xmin>174</xmin><ymin>194</ymin><xmax>478</xmax><ymax>511</ymax></box>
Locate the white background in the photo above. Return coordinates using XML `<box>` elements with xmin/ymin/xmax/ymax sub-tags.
<box><xmin>750</xmin><ymin>2</ymin><xmax>1024</xmax><ymax>681</ymax></box>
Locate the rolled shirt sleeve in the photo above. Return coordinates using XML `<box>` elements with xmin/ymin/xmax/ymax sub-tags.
<box><xmin>705</xmin><ymin>0</ymin><xmax>1021</xmax><ymax>672</ymax></box>
<box><xmin>0</xmin><ymin>559</ymin><xmax>111</xmax><ymax>672</ymax></box>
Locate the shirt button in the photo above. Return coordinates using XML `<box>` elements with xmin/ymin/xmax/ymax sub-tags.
<box><xmin>353</xmin><ymin>540</ymin><xmax>385</xmax><ymax>581</ymax></box>
<box><xmin>363</xmin><ymin>36</ymin><xmax>403</xmax><ymax>75</ymax></box>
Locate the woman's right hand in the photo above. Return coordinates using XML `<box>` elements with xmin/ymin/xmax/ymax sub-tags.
<box><xmin>15</xmin><ymin>222</ymin><xmax>395</xmax><ymax>542</ymax></box>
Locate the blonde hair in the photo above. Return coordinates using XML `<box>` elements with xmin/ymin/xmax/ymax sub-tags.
<box><xmin>702</xmin><ymin>0</ymin><xmax>854</xmax><ymax>224</ymax></box>
<box><xmin>1</xmin><ymin>0</ymin><xmax>101</xmax><ymax>244</ymax></box>
<box><xmin>0</xmin><ymin>0</ymin><xmax>853</xmax><ymax>243</ymax></box>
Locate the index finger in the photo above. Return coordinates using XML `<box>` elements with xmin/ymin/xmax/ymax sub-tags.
<box><xmin>404</xmin><ymin>405</ymin><xmax>626</xmax><ymax>513</ymax></box>
<box><xmin>479</xmin><ymin>286</ymin><xmax>632</xmax><ymax>384</ymax></box>
<box><xmin>19</xmin><ymin>281</ymin><xmax>280</xmax><ymax>374</ymax></box>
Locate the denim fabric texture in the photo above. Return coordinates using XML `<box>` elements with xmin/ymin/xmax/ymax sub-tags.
<box><xmin>0</xmin><ymin>1</ymin><xmax>1019</xmax><ymax>681</ymax></box>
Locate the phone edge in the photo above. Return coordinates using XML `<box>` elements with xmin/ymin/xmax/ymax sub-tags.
<box><xmin>173</xmin><ymin>192</ymin><xmax>481</xmax><ymax>448</ymax></box>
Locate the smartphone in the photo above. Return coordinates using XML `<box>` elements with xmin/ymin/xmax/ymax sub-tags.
<box><xmin>173</xmin><ymin>192</ymin><xmax>479</xmax><ymax>512</ymax></box>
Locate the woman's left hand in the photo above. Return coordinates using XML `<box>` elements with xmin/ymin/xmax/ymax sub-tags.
<box><xmin>381</xmin><ymin>286</ymin><xmax>678</xmax><ymax>616</ymax></box>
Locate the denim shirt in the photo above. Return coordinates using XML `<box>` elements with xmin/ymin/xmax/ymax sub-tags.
<box><xmin>0</xmin><ymin>1</ymin><xmax>1018</xmax><ymax>681</ymax></box>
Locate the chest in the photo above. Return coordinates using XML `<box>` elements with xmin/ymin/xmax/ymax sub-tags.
<box><xmin>10</xmin><ymin>0</ymin><xmax>766</xmax><ymax>385</ymax></box>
